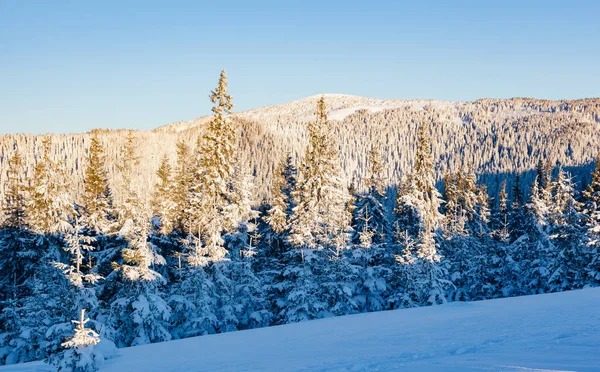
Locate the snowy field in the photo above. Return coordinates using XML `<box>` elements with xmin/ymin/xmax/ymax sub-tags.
<box><xmin>3</xmin><ymin>288</ymin><xmax>599</xmax><ymax>372</ymax></box>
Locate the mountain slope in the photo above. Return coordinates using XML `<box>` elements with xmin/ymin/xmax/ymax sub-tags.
<box><xmin>3</xmin><ymin>288</ymin><xmax>600</xmax><ymax>371</ymax></box>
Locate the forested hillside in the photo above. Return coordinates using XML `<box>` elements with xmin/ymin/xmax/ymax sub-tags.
<box><xmin>2</xmin><ymin>94</ymin><xmax>600</xmax><ymax>207</ymax></box>
<box><xmin>1</xmin><ymin>71</ymin><xmax>600</xmax><ymax>371</ymax></box>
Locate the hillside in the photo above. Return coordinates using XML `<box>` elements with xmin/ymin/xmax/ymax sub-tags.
<box><xmin>1</xmin><ymin>95</ymin><xmax>600</xmax><ymax>206</ymax></box>
<box><xmin>3</xmin><ymin>288</ymin><xmax>599</xmax><ymax>371</ymax></box>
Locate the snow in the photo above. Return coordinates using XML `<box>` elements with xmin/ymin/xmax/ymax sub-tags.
<box><xmin>3</xmin><ymin>288</ymin><xmax>600</xmax><ymax>371</ymax></box>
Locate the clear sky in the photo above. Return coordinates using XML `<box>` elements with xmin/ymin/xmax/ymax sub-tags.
<box><xmin>1</xmin><ymin>0</ymin><xmax>599</xmax><ymax>134</ymax></box>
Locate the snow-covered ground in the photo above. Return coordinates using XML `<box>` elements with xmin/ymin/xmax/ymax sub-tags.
<box><xmin>3</xmin><ymin>288</ymin><xmax>600</xmax><ymax>372</ymax></box>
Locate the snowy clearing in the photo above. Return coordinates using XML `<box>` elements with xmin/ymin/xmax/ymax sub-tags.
<box><xmin>3</xmin><ymin>288</ymin><xmax>600</xmax><ymax>372</ymax></box>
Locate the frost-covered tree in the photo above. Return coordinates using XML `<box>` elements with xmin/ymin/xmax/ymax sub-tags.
<box><xmin>288</xmin><ymin>96</ymin><xmax>352</xmax><ymax>250</ymax></box>
<box><xmin>26</xmin><ymin>137</ymin><xmax>74</xmax><ymax>235</ymax></box>
<box><xmin>171</xmin><ymin>141</ymin><xmax>194</xmax><ymax>234</ymax></box>
<box><xmin>547</xmin><ymin>168</ymin><xmax>585</xmax><ymax>291</ymax></box>
<box><xmin>46</xmin><ymin>309</ymin><xmax>103</xmax><ymax>372</ymax></box>
<box><xmin>109</xmin><ymin>213</ymin><xmax>171</xmax><ymax>347</ymax></box>
<box><xmin>151</xmin><ymin>154</ymin><xmax>175</xmax><ymax>236</ymax></box>
<box><xmin>491</xmin><ymin>179</ymin><xmax>511</xmax><ymax>243</ymax></box>
<box><xmin>583</xmin><ymin>153</ymin><xmax>600</xmax><ymax>285</ymax></box>
<box><xmin>82</xmin><ymin>134</ymin><xmax>115</xmax><ymax>234</ymax></box>
<box><xmin>168</xmin><ymin>236</ymin><xmax>218</xmax><ymax>339</ymax></box>
<box><xmin>53</xmin><ymin>217</ymin><xmax>102</xmax><ymax>311</ymax></box>
<box><xmin>193</xmin><ymin>69</ymin><xmax>238</xmax><ymax>255</ymax></box>
<box><xmin>264</xmin><ymin>155</ymin><xmax>297</xmax><ymax>256</ymax></box>
<box><xmin>0</xmin><ymin>150</ymin><xmax>38</xmax><ymax>302</ymax></box>
<box><xmin>353</xmin><ymin>146</ymin><xmax>392</xmax><ymax>245</ymax></box>
<box><xmin>2</xmin><ymin>150</ymin><xmax>26</xmax><ymax>230</ymax></box>
<box><xmin>392</xmin><ymin>121</ymin><xmax>447</xmax><ymax>305</ymax></box>
<box><xmin>115</xmin><ymin>132</ymin><xmax>141</xmax><ymax>228</ymax></box>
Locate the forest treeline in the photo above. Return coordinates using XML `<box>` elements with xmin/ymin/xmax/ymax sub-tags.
<box><xmin>1</xmin><ymin>71</ymin><xmax>600</xmax><ymax>371</ymax></box>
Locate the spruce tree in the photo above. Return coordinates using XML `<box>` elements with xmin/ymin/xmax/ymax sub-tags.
<box><xmin>26</xmin><ymin>136</ymin><xmax>74</xmax><ymax>234</ymax></box>
<box><xmin>547</xmin><ymin>168</ymin><xmax>585</xmax><ymax>291</ymax></box>
<box><xmin>82</xmin><ymin>133</ymin><xmax>114</xmax><ymax>234</ymax></box>
<box><xmin>392</xmin><ymin>121</ymin><xmax>447</xmax><ymax>306</ymax></box>
<box><xmin>109</xmin><ymin>212</ymin><xmax>171</xmax><ymax>347</ymax></box>
<box><xmin>115</xmin><ymin>131</ymin><xmax>141</xmax><ymax>228</ymax></box>
<box><xmin>583</xmin><ymin>153</ymin><xmax>600</xmax><ymax>285</ymax></box>
<box><xmin>172</xmin><ymin>141</ymin><xmax>194</xmax><ymax>233</ymax></box>
<box><xmin>288</xmin><ymin>96</ymin><xmax>352</xmax><ymax>250</ymax></box>
<box><xmin>353</xmin><ymin>146</ymin><xmax>392</xmax><ymax>246</ymax></box>
<box><xmin>194</xmin><ymin>69</ymin><xmax>237</xmax><ymax>258</ymax></box>
<box><xmin>151</xmin><ymin>154</ymin><xmax>175</xmax><ymax>236</ymax></box>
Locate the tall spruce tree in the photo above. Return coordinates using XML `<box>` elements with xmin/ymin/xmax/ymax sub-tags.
<box><xmin>194</xmin><ymin>69</ymin><xmax>237</xmax><ymax>259</ymax></box>
<box><xmin>392</xmin><ymin>121</ymin><xmax>447</xmax><ymax>306</ymax></box>
<box><xmin>288</xmin><ymin>96</ymin><xmax>352</xmax><ymax>250</ymax></box>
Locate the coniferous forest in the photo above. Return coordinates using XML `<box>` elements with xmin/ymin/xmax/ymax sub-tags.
<box><xmin>1</xmin><ymin>71</ymin><xmax>600</xmax><ymax>370</ymax></box>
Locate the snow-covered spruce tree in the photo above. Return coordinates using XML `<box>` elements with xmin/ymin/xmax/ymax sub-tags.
<box><xmin>108</xmin><ymin>212</ymin><xmax>171</xmax><ymax>347</ymax></box>
<box><xmin>264</xmin><ymin>155</ymin><xmax>297</xmax><ymax>257</ymax></box>
<box><xmin>171</xmin><ymin>141</ymin><xmax>194</xmax><ymax>234</ymax></box>
<box><xmin>491</xmin><ymin>179</ymin><xmax>511</xmax><ymax>243</ymax></box>
<box><xmin>53</xmin><ymin>216</ymin><xmax>102</xmax><ymax>310</ymax></box>
<box><xmin>583</xmin><ymin>152</ymin><xmax>600</xmax><ymax>285</ymax></box>
<box><xmin>288</xmin><ymin>96</ymin><xmax>352</xmax><ymax>250</ymax></box>
<box><xmin>168</xmin><ymin>235</ymin><xmax>218</xmax><ymax>339</ymax></box>
<box><xmin>348</xmin><ymin>146</ymin><xmax>393</xmax><ymax>312</ymax></box>
<box><xmin>509</xmin><ymin>174</ymin><xmax>528</xmax><ymax>240</ymax></box>
<box><xmin>0</xmin><ymin>149</ymin><xmax>35</xmax><ymax>302</ymax></box>
<box><xmin>151</xmin><ymin>154</ymin><xmax>176</xmax><ymax>236</ymax></box>
<box><xmin>440</xmin><ymin>169</ymin><xmax>482</xmax><ymax>301</ymax></box>
<box><xmin>115</xmin><ymin>132</ymin><xmax>141</xmax><ymax>228</ymax></box>
<box><xmin>221</xmin><ymin>216</ymin><xmax>272</xmax><ymax>331</ymax></box>
<box><xmin>214</xmin><ymin>167</ymin><xmax>271</xmax><ymax>333</ymax></box>
<box><xmin>353</xmin><ymin>146</ymin><xmax>392</xmax><ymax>246</ymax></box>
<box><xmin>514</xmin><ymin>173</ymin><xmax>555</xmax><ymax>295</ymax></box>
<box><xmin>81</xmin><ymin>133</ymin><xmax>116</xmax><ymax>234</ymax></box>
<box><xmin>26</xmin><ymin>136</ymin><xmax>74</xmax><ymax>235</ymax></box>
<box><xmin>193</xmin><ymin>69</ymin><xmax>238</xmax><ymax>257</ymax></box>
<box><xmin>486</xmin><ymin>179</ymin><xmax>520</xmax><ymax>298</ymax></box>
<box><xmin>390</xmin><ymin>121</ymin><xmax>448</xmax><ymax>307</ymax></box>
<box><xmin>46</xmin><ymin>309</ymin><xmax>103</xmax><ymax>372</ymax></box>
<box><xmin>547</xmin><ymin>168</ymin><xmax>586</xmax><ymax>291</ymax></box>
<box><xmin>283</xmin><ymin>97</ymin><xmax>353</xmax><ymax>321</ymax></box>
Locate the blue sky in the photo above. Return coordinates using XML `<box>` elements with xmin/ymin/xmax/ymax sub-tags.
<box><xmin>1</xmin><ymin>0</ymin><xmax>599</xmax><ymax>134</ymax></box>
